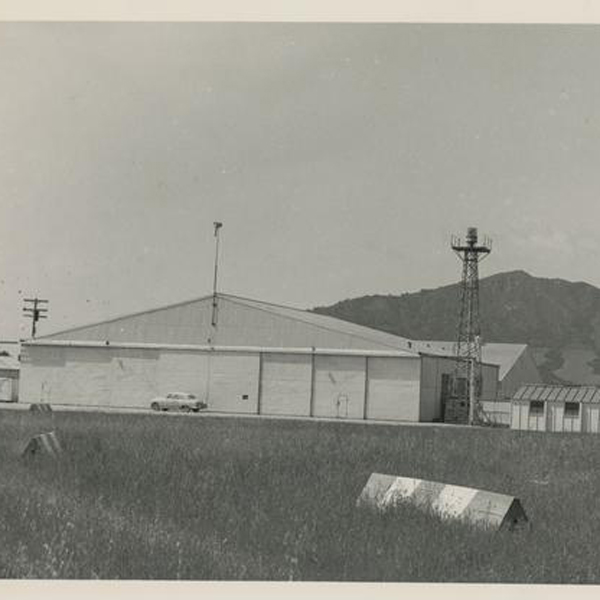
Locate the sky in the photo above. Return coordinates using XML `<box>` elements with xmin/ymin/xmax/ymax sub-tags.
<box><xmin>1</xmin><ymin>22</ymin><xmax>600</xmax><ymax>341</ymax></box>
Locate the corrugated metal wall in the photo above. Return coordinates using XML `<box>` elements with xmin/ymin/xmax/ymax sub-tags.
<box><xmin>418</xmin><ymin>356</ymin><xmax>500</xmax><ymax>423</ymax></box>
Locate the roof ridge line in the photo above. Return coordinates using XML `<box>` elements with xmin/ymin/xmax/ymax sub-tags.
<box><xmin>224</xmin><ymin>293</ymin><xmax>414</xmax><ymax>343</ymax></box>
<box><xmin>222</xmin><ymin>295</ymin><xmax>416</xmax><ymax>352</ymax></box>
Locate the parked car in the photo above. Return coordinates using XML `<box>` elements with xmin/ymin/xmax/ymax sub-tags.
<box><xmin>150</xmin><ymin>392</ymin><xmax>207</xmax><ymax>413</ymax></box>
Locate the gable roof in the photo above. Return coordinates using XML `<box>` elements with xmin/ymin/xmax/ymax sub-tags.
<box><xmin>222</xmin><ymin>293</ymin><xmax>417</xmax><ymax>352</ymax></box>
<box><xmin>38</xmin><ymin>292</ymin><xmax>418</xmax><ymax>354</ymax></box>
<box><xmin>36</xmin><ymin>292</ymin><xmax>530</xmax><ymax>373</ymax></box>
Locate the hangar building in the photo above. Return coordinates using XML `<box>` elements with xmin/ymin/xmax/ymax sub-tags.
<box><xmin>21</xmin><ymin>294</ymin><xmax>499</xmax><ymax>421</ymax></box>
<box><xmin>20</xmin><ymin>293</ymin><xmax>526</xmax><ymax>423</ymax></box>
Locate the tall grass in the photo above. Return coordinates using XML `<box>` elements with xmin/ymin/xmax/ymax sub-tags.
<box><xmin>1</xmin><ymin>409</ymin><xmax>600</xmax><ymax>581</ymax></box>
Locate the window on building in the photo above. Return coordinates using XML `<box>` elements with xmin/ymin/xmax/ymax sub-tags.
<box><xmin>564</xmin><ymin>402</ymin><xmax>580</xmax><ymax>418</ymax></box>
<box><xmin>529</xmin><ymin>400</ymin><xmax>544</xmax><ymax>415</ymax></box>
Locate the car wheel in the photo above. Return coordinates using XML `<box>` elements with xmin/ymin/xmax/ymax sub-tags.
<box><xmin>151</xmin><ymin>402</ymin><xmax>160</xmax><ymax>411</ymax></box>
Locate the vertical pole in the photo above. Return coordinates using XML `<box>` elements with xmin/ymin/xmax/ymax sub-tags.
<box><xmin>257</xmin><ymin>352</ymin><xmax>263</xmax><ymax>415</ymax></box>
<box><xmin>363</xmin><ymin>356</ymin><xmax>369</xmax><ymax>420</ymax></box>
<box><xmin>209</xmin><ymin>222</ymin><xmax>223</xmax><ymax>344</ymax></box>
<box><xmin>31</xmin><ymin>297</ymin><xmax>38</xmax><ymax>338</ymax></box>
<box><xmin>206</xmin><ymin>222</ymin><xmax>222</xmax><ymax>406</ymax></box>
<box><xmin>468</xmin><ymin>357</ymin><xmax>475</xmax><ymax>425</ymax></box>
<box><xmin>309</xmin><ymin>349</ymin><xmax>316</xmax><ymax>417</ymax></box>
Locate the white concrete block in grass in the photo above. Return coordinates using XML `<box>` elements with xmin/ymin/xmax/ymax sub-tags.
<box><xmin>357</xmin><ymin>473</ymin><xmax>528</xmax><ymax>531</ymax></box>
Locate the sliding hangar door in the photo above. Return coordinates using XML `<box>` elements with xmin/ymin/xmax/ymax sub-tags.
<box><xmin>21</xmin><ymin>344</ymin><xmax>430</xmax><ymax>422</ymax></box>
<box><xmin>258</xmin><ymin>353</ymin><xmax>422</xmax><ymax>421</ymax></box>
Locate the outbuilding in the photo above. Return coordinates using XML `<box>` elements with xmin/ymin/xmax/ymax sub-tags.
<box><xmin>0</xmin><ymin>354</ymin><xmax>19</xmax><ymax>402</ymax></box>
<box><xmin>511</xmin><ymin>384</ymin><xmax>600</xmax><ymax>433</ymax></box>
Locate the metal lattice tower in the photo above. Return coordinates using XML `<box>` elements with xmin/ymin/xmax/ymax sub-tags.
<box><xmin>445</xmin><ymin>227</ymin><xmax>491</xmax><ymax>425</ymax></box>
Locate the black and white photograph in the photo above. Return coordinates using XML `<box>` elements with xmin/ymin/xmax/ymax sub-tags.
<box><xmin>2</xmin><ymin>4</ymin><xmax>600</xmax><ymax>590</ymax></box>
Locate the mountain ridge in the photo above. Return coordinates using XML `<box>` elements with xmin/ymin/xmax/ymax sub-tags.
<box><xmin>312</xmin><ymin>270</ymin><xmax>600</xmax><ymax>385</ymax></box>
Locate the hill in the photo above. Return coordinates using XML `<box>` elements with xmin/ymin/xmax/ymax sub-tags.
<box><xmin>313</xmin><ymin>270</ymin><xmax>600</xmax><ymax>384</ymax></box>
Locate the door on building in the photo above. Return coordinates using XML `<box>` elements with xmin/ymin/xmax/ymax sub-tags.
<box><xmin>335</xmin><ymin>394</ymin><xmax>349</xmax><ymax>418</ymax></box>
<box><xmin>546</xmin><ymin>402</ymin><xmax>560</xmax><ymax>432</ymax></box>
<box><xmin>440</xmin><ymin>373</ymin><xmax>452</xmax><ymax>421</ymax></box>
<box><xmin>313</xmin><ymin>355</ymin><xmax>365</xmax><ymax>419</ymax></box>
<box><xmin>585</xmin><ymin>405</ymin><xmax>600</xmax><ymax>433</ymax></box>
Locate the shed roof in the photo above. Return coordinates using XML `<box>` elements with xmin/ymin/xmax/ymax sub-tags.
<box><xmin>513</xmin><ymin>384</ymin><xmax>600</xmax><ymax>404</ymax></box>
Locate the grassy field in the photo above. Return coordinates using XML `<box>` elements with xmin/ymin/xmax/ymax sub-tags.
<box><xmin>1</xmin><ymin>409</ymin><xmax>600</xmax><ymax>582</ymax></box>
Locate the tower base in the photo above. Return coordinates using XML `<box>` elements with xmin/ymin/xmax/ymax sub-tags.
<box><xmin>444</xmin><ymin>397</ymin><xmax>470</xmax><ymax>424</ymax></box>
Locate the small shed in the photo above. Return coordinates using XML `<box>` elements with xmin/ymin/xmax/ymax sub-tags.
<box><xmin>0</xmin><ymin>355</ymin><xmax>19</xmax><ymax>402</ymax></box>
<box><xmin>511</xmin><ymin>384</ymin><xmax>600</xmax><ymax>433</ymax></box>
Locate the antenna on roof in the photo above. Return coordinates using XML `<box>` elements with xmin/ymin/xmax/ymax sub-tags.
<box><xmin>208</xmin><ymin>222</ymin><xmax>223</xmax><ymax>344</ymax></box>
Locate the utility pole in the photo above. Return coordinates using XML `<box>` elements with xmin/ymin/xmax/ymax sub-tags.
<box><xmin>446</xmin><ymin>227</ymin><xmax>491</xmax><ymax>425</ymax></box>
<box><xmin>208</xmin><ymin>221</ymin><xmax>223</xmax><ymax>344</ymax></box>
<box><xmin>22</xmin><ymin>297</ymin><xmax>49</xmax><ymax>338</ymax></box>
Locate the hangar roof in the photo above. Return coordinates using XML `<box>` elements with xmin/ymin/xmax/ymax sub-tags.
<box><xmin>223</xmin><ymin>294</ymin><xmax>417</xmax><ymax>352</ymax></box>
<box><xmin>38</xmin><ymin>292</ymin><xmax>419</xmax><ymax>353</ymax></box>
<box><xmin>37</xmin><ymin>292</ymin><xmax>530</xmax><ymax>374</ymax></box>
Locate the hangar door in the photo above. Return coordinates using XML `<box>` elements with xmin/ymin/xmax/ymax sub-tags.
<box><xmin>313</xmin><ymin>355</ymin><xmax>365</xmax><ymax>419</ymax></box>
<box><xmin>207</xmin><ymin>352</ymin><xmax>260</xmax><ymax>414</ymax></box>
<box><xmin>157</xmin><ymin>351</ymin><xmax>209</xmax><ymax>402</ymax></box>
<box><xmin>61</xmin><ymin>347</ymin><xmax>112</xmax><ymax>406</ymax></box>
<box><xmin>109</xmin><ymin>349</ymin><xmax>160</xmax><ymax>408</ymax></box>
<box><xmin>260</xmin><ymin>353</ymin><xmax>312</xmax><ymax>416</ymax></box>
<box><xmin>366</xmin><ymin>357</ymin><xmax>420</xmax><ymax>422</ymax></box>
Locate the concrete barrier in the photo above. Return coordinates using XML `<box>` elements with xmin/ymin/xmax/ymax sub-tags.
<box><xmin>29</xmin><ymin>403</ymin><xmax>53</xmax><ymax>413</ymax></box>
<box><xmin>357</xmin><ymin>473</ymin><xmax>527</xmax><ymax>530</ymax></box>
<box><xmin>22</xmin><ymin>431</ymin><xmax>63</xmax><ymax>460</ymax></box>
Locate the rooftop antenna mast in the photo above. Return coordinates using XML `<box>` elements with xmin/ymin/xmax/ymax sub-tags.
<box><xmin>208</xmin><ymin>221</ymin><xmax>223</xmax><ymax>345</ymax></box>
<box><xmin>447</xmin><ymin>227</ymin><xmax>491</xmax><ymax>425</ymax></box>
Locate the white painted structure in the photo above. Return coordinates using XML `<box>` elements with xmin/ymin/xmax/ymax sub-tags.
<box><xmin>0</xmin><ymin>355</ymin><xmax>19</xmax><ymax>402</ymax></box>
<box><xmin>20</xmin><ymin>342</ymin><xmax>459</xmax><ymax>422</ymax></box>
<box><xmin>511</xmin><ymin>384</ymin><xmax>600</xmax><ymax>433</ymax></box>
<box><xmin>20</xmin><ymin>293</ymin><xmax>511</xmax><ymax>423</ymax></box>
<box><xmin>357</xmin><ymin>473</ymin><xmax>528</xmax><ymax>530</ymax></box>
